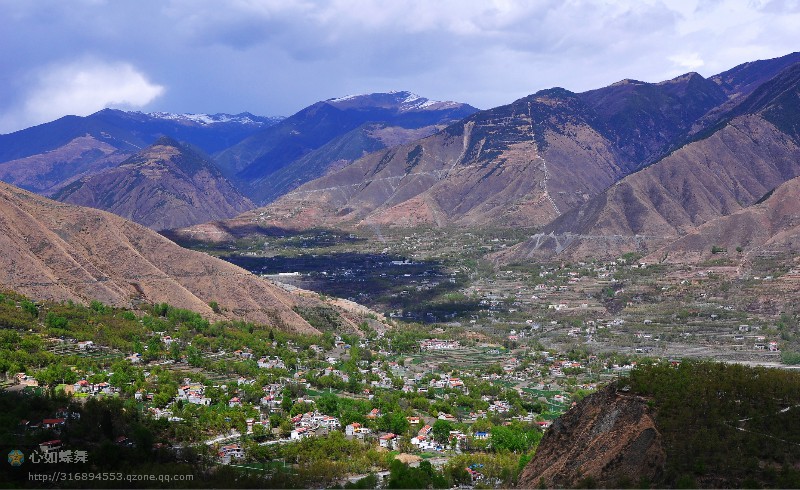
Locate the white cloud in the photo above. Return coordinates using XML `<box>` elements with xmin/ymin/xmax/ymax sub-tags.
<box><xmin>668</xmin><ymin>52</ymin><xmax>705</xmax><ymax>71</ymax></box>
<box><xmin>1</xmin><ymin>0</ymin><xmax>797</xmax><ymax>126</ymax></box>
<box><xmin>0</xmin><ymin>59</ymin><xmax>164</xmax><ymax>133</ymax></box>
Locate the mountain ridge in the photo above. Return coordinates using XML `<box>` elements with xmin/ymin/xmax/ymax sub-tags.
<box><xmin>0</xmin><ymin>108</ymin><xmax>281</xmax><ymax>163</ymax></box>
<box><xmin>183</xmin><ymin>58</ymin><xmax>789</xmax><ymax>240</ymax></box>
<box><xmin>496</xmin><ymin>58</ymin><xmax>800</xmax><ymax>261</ymax></box>
<box><xmin>0</xmin><ymin>180</ymin><xmax>320</xmax><ymax>333</ymax></box>
<box><xmin>53</xmin><ymin>137</ymin><xmax>253</xmax><ymax>231</ymax></box>
<box><xmin>213</xmin><ymin>91</ymin><xmax>479</xmax><ymax>203</ymax></box>
<box><xmin>645</xmin><ymin>174</ymin><xmax>800</xmax><ymax>264</ymax></box>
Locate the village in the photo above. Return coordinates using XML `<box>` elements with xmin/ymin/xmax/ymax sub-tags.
<box><xmin>4</xmin><ymin>294</ymin><xmax>619</xmax><ymax>487</ymax></box>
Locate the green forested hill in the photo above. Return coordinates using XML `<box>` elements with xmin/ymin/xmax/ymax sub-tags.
<box><xmin>628</xmin><ymin>361</ymin><xmax>800</xmax><ymax>488</ymax></box>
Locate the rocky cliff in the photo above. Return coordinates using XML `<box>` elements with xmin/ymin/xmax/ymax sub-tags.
<box><xmin>517</xmin><ymin>384</ymin><xmax>665</xmax><ymax>489</ymax></box>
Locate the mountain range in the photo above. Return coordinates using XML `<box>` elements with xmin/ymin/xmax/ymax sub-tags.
<box><xmin>2</xmin><ymin>52</ymin><xmax>800</xmax><ymax>265</ymax></box>
<box><xmin>0</xmin><ymin>109</ymin><xmax>279</xmax><ymax>199</ymax></box>
<box><xmin>0</xmin><ymin>92</ymin><xmax>476</xmax><ymax>224</ymax></box>
<box><xmin>0</xmin><ymin>109</ymin><xmax>280</xmax><ymax>163</ymax></box>
<box><xmin>214</xmin><ymin>91</ymin><xmax>478</xmax><ymax>203</ymax></box>
<box><xmin>180</xmin><ymin>52</ymin><xmax>800</xmax><ymax>263</ymax></box>
<box><xmin>498</xmin><ymin>57</ymin><xmax>800</xmax><ymax>261</ymax></box>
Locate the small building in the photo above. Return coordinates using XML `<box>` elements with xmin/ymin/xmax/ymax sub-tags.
<box><xmin>39</xmin><ymin>440</ymin><xmax>61</xmax><ymax>455</ymax></box>
<box><xmin>345</xmin><ymin>423</ymin><xmax>362</xmax><ymax>436</ymax></box>
<box><xmin>320</xmin><ymin>416</ymin><xmax>340</xmax><ymax>429</ymax></box>
<box><xmin>379</xmin><ymin>433</ymin><xmax>398</xmax><ymax>450</ymax></box>
<box><xmin>218</xmin><ymin>443</ymin><xmax>245</xmax><ymax>464</ymax></box>
<box><xmin>418</xmin><ymin>425</ymin><xmax>432</xmax><ymax>437</ymax></box>
<box><xmin>291</xmin><ymin>427</ymin><xmax>312</xmax><ymax>440</ymax></box>
<box><xmin>41</xmin><ymin>418</ymin><xmax>65</xmax><ymax>429</ymax></box>
<box><xmin>73</xmin><ymin>380</ymin><xmax>90</xmax><ymax>393</ymax></box>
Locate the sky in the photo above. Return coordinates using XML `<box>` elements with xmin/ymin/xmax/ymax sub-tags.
<box><xmin>1</xmin><ymin>0</ymin><xmax>798</xmax><ymax>133</ymax></box>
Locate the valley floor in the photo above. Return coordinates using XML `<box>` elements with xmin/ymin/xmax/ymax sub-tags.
<box><xmin>3</xmin><ymin>225</ymin><xmax>799</xmax><ymax>488</ymax></box>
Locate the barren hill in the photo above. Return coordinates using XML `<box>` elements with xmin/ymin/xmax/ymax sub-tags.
<box><xmin>647</xmin><ymin>174</ymin><xmax>800</xmax><ymax>264</ymax></box>
<box><xmin>54</xmin><ymin>137</ymin><xmax>254</xmax><ymax>231</ymax></box>
<box><xmin>0</xmin><ymin>135</ymin><xmax>127</xmax><ymax>195</ymax></box>
<box><xmin>0</xmin><ymin>181</ymin><xmax>320</xmax><ymax>334</ymax></box>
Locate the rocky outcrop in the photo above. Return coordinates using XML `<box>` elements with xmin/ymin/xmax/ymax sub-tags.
<box><xmin>517</xmin><ymin>384</ymin><xmax>665</xmax><ymax>489</ymax></box>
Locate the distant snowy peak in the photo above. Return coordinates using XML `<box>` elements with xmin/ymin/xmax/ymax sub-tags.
<box><xmin>326</xmin><ymin>91</ymin><xmax>465</xmax><ymax>112</ymax></box>
<box><xmin>144</xmin><ymin>112</ymin><xmax>283</xmax><ymax>126</ymax></box>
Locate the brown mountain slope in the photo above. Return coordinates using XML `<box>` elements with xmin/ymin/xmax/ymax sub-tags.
<box><xmin>517</xmin><ymin>384</ymin><xmax>665</xmax><ymax>488</ymax></box>
<box><xmin>0</xmin><ymin>181</ymin><xmax>319</xmax><ymax>334</ymax></box>
<box><xmin>495</xmin><ymin>115</ymin><xmax>800</xmax><ymax>262</ymax></box>
<box><xmin>0</xmin><ymin>135</ymin><xmax>127</xmax><ymax>194</ymax></box>
<box><xmin>710</xmin><ymin>51</ymin><xmax>800</xmax><ymax>100</ymax></box>
<box><xmin>646</xmin><ymin>175</ymin><xmax>800</xmax><ymax>264</ymax></box>
<box><xmin>54</xmin><ymin>137</ymin><xmax>253</xmax><ymax>231</ymax></box>
<box><xmin>497</xmin><ymin>62</ymin><xmax>800</xmax><ymax>262</ymax></box>
<box><xmin>688</xmin><ymin>51</ymin><xmax>800</xmax><ymax>136</ymax></box>
<box><xmin>179</xmin><ymin>54</ymin><xmax>799</xmax><ymax>244</ymax></box>
<box><xmin>214</xmin><ymin>91</ymin><xmax>478</xmax><ymax>204</ymax></box>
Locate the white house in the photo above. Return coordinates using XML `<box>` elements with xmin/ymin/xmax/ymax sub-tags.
<box><xmin>320</xmin><ymin>416</ymin><xmax>340</xmax><ymax>429</ymax></box>
<box><xmin>218</xmin><ymin>443</ymin><xmax>245</xmax><ymax>464</ymax></box>
<box><xmin>291</xmin><ymin>427</ymin><xmax>312</xmax><ymax>440</ymax></box>
<box><xmin>379</xmin><ymin>433</ymin><xmax>398</xmax><ymax>449</ymax></box>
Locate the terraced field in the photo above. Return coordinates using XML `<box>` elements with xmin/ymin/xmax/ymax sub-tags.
<box><xmin>406</xmin><ymin>347</ymin><xmax>512</xmax><ymax>371</ymax></box>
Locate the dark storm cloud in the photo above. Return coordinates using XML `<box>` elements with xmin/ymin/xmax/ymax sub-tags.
<box><xmin>1</xmin><ymin>0</ymin><xmax>797</xmax><ymax>133</ymax></box>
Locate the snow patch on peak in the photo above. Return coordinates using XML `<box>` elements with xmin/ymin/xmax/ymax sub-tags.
<box><xmin>401</xmin><ymin>92</ymin><xmax>423</xmax><ymax>103</ymax></box>
<box><xmin>326</xmin><ymin>91</ymin><xmax>463</xmax><ymax>112</ymax></box>
<box><xmin>400</xmin><ymin>94</ymin><xmax>462</xmax><ymax>112</ymax></box>
<box><xmin>144</xmin><ymin>112</ymin><xmax>268</xmax><ymax>126</ymax></box>
<box><xmin>418</xmin><ymin>99</ymin><xmax>440</xmax><ymax>108</ymax></box>
<box><xmin>328</xmin><ymin>94</ymin><xmax>363</xmax><ymax>103</ymax></box>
